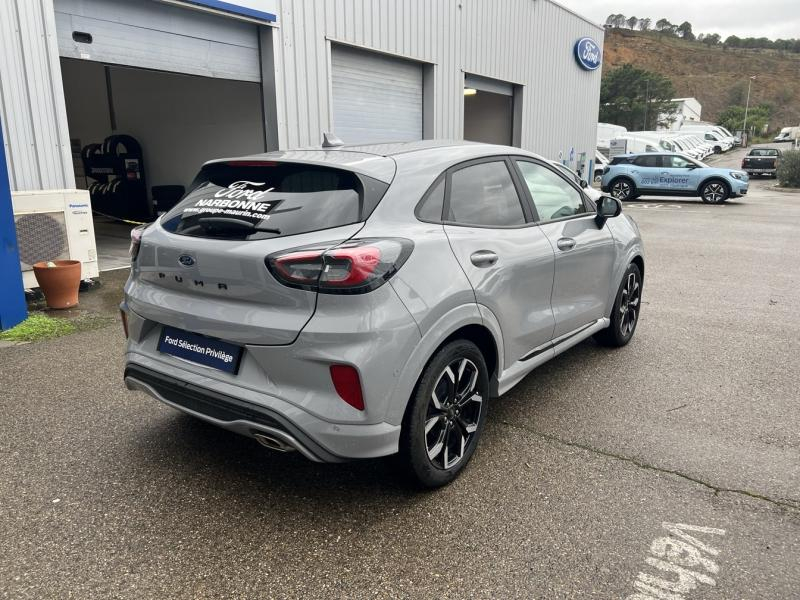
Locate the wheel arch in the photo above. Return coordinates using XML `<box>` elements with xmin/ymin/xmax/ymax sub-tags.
<box><xmin>697</xmin><ymin>176</ymin><xmax>730</xmax><ymax>195</ymax></box>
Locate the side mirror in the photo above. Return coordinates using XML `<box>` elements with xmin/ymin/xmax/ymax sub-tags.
<box><xmin>687</xmin><ymin>164</ymin><xmax>697</xmax><ymax>170</ymax></box>
<box><xmin>595</xmin><ymin>195</ymin><xmax>622</xmax><ymax>227</ymax></box>
<box><xmin>579</xmin><ymin>179</ymin><xmax>589</xmax><ymax>189</ymax></box>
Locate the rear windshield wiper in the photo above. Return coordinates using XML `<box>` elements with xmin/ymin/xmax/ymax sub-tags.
<box><xmin>189</xmin><ymin>216</ymin><xmax>281</xmax><ymax>235</ymax></box>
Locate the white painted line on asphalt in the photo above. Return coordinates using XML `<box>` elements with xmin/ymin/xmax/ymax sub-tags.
<box><xmin>626</xmin><ymin>522</ymin><xmax>726</xmax><ymax>600</ymax></box>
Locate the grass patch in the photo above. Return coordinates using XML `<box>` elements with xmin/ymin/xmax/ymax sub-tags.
<box><xmin>0</xmin><ymin>313</ymin><xmax>77</xmax><ymax>342</ymax></box>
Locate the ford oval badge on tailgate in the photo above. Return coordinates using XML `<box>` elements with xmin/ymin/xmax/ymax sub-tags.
<box><xmin>178</xmin><ymin>254</ymin><xmax>196</xmax><ymax>267</ymax></box>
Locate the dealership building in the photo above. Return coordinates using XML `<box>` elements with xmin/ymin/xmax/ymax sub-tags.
<box><xmin>0</xmin><ymin>0</ymin><xmax>603</xmax><ymax>328</ymax></box>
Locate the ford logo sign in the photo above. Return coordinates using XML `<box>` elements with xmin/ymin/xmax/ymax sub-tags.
<box><xmin>178</xmin><ymin>254</ymin><xmax>196</xmax><ymax>267</ymax></box>
<box><xmin>574</xmin><ymin>37</ymin><xmax>601</xmax><ymax>71</ymax></box>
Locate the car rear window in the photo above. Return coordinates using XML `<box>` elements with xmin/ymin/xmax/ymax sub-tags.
<box><xmin>748</xmin><ymin>149</ymin><xmax>778</xmax><ymax>157</ymax></box>
<box><xmin>160</xmin><ymin>161</ymin><xmax>389</xmax><ymax>240</ymax></box>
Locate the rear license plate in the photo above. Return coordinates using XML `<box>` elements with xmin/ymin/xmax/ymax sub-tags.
<box><xmin>157</xmin><ymin>326</ymin><xmax>243</xmax><ymax>374</ymax></box>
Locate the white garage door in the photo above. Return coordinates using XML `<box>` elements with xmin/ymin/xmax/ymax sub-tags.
<box><xmin>54</xmin><ymin>0</ymin><xmax>260</xmax><ymax>82</ymax></box>
<box><xmin>331</xmin><ymin>45</ymin><xmax>422</xmax><ymax>144</ymax></box>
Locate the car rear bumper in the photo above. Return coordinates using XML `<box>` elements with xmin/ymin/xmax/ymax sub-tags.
<box><xmin>121</xmin><ymin>283</ymin><xmax>421</xmax><ymax>460</ymax></box>
<box><xmin>124</xmin><ymin>356</ymin><xmax>402</xmax><ymax>461</ymax></box>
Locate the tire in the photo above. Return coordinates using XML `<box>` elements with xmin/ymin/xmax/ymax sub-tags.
<box><xmin>700</xmin><ymin>179</ymin><xmax>730</xmax><ymax>204</ymax></box>
<box><xmin>399</xmin><ymin>340</ymin><xmax>489</xmax><ymax>488</ymax></box>
<box><xmin>594</xmin><ymin>262</ymin><xmax>642</xmax><ymax>347</ymax></box>
<box><xmin>609</xmin><ymin>177</ymin><xmax>636</xmax><ymax>201</ymax></box>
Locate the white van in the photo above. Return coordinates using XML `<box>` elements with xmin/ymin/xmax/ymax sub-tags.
<box><xmin>598</xmin><ymin>123</ymin><xmax>628</xmax><ymax>155</ymax></box>
<box><xmin>681</xmin><ymin>125</ymin><xmax>734</xmax><ymax>152</ymax></box>
<box><xmin>608</xmin><ymin>135</ymin><xmax>660</xmax><ymax>156</ymax></box>
<box><xmin>774</xmin><ymin>127</ymin><xmax>800</xmax><ymax>143</ymax></box>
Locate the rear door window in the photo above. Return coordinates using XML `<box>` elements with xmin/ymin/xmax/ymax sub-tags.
<box><xmin>161</xmin><ymin>162</ymin><xmax>388</xmax><ymax>240</ymax></box>
<box><xmin>633</xmin><ymin>155</ymin><xmax>662</xmax><ymax>168</ymax></box>
<box><xmin>446</xmin><ymin>161</ymin><xmax>527</xmax><ymax>227</ymax></box>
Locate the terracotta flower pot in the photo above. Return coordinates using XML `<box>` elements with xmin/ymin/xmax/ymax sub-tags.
<box><xmin>32</xmin><ymin>260</ymin><xmax>82</xmax><ymax>309</ymax></box>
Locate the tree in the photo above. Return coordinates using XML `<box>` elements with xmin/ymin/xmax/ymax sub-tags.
<box><xmin>677</xmin><ymin>21</ymin><xmax>695</xmax><ymax>41</ymax></box>
<box><xmin>702</xmin><ymin>33</ymin><xmax>721</xmax><ymax>46</ymax></box>
<box><xmin>717</xmin><ymin>103</ymin><xmax>771</xmax><ymax>135</ymax></box>
<box><xmin>626</xmin><ymin>16</ymin><xmax>639</xmax><ymax>30</ymax></box>
<box><xmin>599</xmin><ymin>64</ymin><xmax>677</xmax><ymax>130</ymax></box>
<box><xmin>655</xmin><ymin>18</ymin><xmax>672</xmax><ymax>31</ymax></box>
<box><xmin>727</xmin><ymin>80</ymin><xmax>748</xmax><ymax>106</ymax></box>
<box><xmin>725</xmin><ymin>35</ymin><xmax>742</xmax><ymax>48</ymax></box>
<box><xmin>638</xmin><ymin>18</ymin><xmax>651</xmax><ymax>31</ymax></box>
<box><xmin>614</xmin><ymin>13</ymin><xmax>627</xmax><ymax>28</ymax></box>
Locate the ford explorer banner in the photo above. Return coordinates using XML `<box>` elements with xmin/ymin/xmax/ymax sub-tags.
<box><xmin>158</xmin><ymin>326</ymin><xmax>243</xmax><ymax>374</ymax></box>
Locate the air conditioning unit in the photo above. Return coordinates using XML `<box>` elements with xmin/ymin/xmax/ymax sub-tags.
<box><xmin>11</xmin><ymin>190</ymin><xmax>99</xmax><ymax>289</ymax></box>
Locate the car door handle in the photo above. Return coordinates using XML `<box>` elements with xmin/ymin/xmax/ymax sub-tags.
<box><xmin>470</xmin><ymin>250</ymin><xmax>498</xmax><ymax>267</ymax></box>
<box><xmin>557</xmin><ymin>237</ymin><xmax>576</xmax><ymax>251</ymax></box>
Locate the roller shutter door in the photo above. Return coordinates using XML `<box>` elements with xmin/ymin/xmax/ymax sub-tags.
<box><xmin>54</xmin><ymin>0</ymin><xmax>260</xmax><ymax>82</ymax></box>
<box><xmin>331</xmin><ymin>45</ymin><xmax>422</xmax><ymax>144</ymax></box>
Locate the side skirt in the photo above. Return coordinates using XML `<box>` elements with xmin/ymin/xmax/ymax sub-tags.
<box><xmin>496</xmin><ymin>317</ymin><xmax>610</xmax><ymax>396</ymax></box>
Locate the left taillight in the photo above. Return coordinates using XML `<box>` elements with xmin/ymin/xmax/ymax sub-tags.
<box><xmin>266</xmin><ymin>238</ymin><xmax>413</xmax><ymax>294</ymax></box>
<box><xmin>129</xmin><ymin>224</ymin><xmax>148</xmax><ymax>260</ymax></box>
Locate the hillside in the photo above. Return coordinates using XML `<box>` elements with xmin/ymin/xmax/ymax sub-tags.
<box><xmin>602</xmin><ymin>29</ymin><xmax>800</xmax><ymax>129</ymax></box>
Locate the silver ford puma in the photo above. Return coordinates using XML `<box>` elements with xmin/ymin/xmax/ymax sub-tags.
<box><xmin>122</xmin><ymin>140</ymin><xmax>644</xmax><ymax>487</ymax></box>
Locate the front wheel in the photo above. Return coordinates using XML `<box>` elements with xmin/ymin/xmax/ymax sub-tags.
<box><xmin>610</xmin><ymin>178</ymin><xmax>636</xmax><ymax>201</ymax></box>
<box><xmin>594</xmin><ymin>263</ymin><xmax>642</xmax><ymax>347</ymax></box>
<box><xmin>700</xmin><ymin>180</ymin><xmax>729</xmax><ymax>204</ymax></box>
<box><xmin>399</xmin><ymin>340</ymin><xmax>489</xmax><ymax>488</ymax></box>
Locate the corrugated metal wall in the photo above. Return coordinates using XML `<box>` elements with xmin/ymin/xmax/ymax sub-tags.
<box><xmin>0</xmin><ymin>0</ymin><xmax>74</xmax><ymax>192</ymax></box>
<box><xmin>0</xmin><ymin>0</ymin><xmax>602</xmax><ymax>193</ymax></box>
<box><xmin>271</xmin><ymin>0</ymin><xmax>603</xmax><ymax>162</ymax></box>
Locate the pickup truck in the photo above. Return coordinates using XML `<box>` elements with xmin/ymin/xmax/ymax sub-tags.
<box><xmin>742</xmin><ymin>148</ymin><xmax>781</xmax><ymax>178</ymax></box>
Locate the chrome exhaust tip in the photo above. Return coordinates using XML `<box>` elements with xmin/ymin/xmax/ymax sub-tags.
<box><xmin>253</xmin><ymin>432</ymin><xmax>295</xmax><ymax>453</ymax></box>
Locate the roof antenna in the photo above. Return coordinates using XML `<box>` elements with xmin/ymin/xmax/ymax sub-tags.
<box><xmin>322</xmin><ymin>132</ymin><xmax>344</xmax><ymax>148</ymax></box>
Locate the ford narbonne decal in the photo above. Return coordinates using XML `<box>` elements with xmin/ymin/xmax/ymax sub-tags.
<box><xmin>574</xmin><ymin>37</ymin><xmax>601</xmax><ymax>71</ymax></box>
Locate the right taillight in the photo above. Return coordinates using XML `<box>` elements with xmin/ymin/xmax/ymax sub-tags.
<box><xmin>129</xmin><ymin>224</ymin><xmax>148</xmax><ymax>260</ymax></box>
<box><xmin>266</xmin><ymin>238</ymin><xmax>413</xmax><ymax>294</ymax></box>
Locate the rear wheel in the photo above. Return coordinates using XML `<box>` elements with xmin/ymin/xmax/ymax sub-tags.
<box><xmin>594</xmin><ymin>262</ymin><xmax>642</xmax><ymax>347</ymax></box>
<box><xmin>700</xmin><ymin>180</ymin><xmax>729</xmax><ymax>204</ymax></box>
<box><xmin>610</xmin><ymin>177</ymin><xmax>636</xmax><ymax>201</ymax></box>
<box><xmin>399</xmin><ymin>340</ymin><xmax>489</xmax><ymax>488</ymax></box>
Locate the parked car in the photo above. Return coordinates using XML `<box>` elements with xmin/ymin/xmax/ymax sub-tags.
<box><xmin>602</xmin><ymin>152</ymin><xmax>748</xmax><ymax>203</ymax></box>
<box><xmin>742</xmin><ymin>147</ymin><xmax>782</xmax><ymax>177</ymax></box>
<box><xmin>122</xmin><ymin>140</ymin><xmax>644</xmax><ymax>487</ymax></box>
<box><xmin>681</xmin><ymin>124</ymin><xmax>737</xmax><ymax>150</ymax></box>
<box><xmin>548</xmin><ymin>159</ymin><xmax>602</xmax><ymax>201</ymax></box>
<box><xmin>773</xmin><ymin>127</ymin><xmax>799</xmax><ymax>143</ymax></box>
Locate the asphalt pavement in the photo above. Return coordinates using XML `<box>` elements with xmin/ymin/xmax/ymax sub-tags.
<box><xmin>1</xmin><ymin>145</ymin><xmax>798</xmax><ymax>599</ymax></box>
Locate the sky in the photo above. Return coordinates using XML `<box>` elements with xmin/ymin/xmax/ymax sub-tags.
<box><xmin>555</xmin><ymin>0</ymin><xmax>800</xmax><ymax>40</ymax></box>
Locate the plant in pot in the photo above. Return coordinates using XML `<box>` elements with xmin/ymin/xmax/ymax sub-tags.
<box><xmin>32</xmin><ymin>260</ymin><xmax>81</xmax><ymax>309</ymax></box>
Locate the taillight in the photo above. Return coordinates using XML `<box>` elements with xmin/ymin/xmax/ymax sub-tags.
<box><xmin>129</xmin><ymin>224</ymin><xmax>147</xmax><ymax>260</ymax></box>
<box><xmin>741</xmin><ymin>160</ymin><xmax>746</xmax><ymax>168</ymax></box>
<box><xmin>330</xmin><ymin>365</ymin><xmax>364</xmax><ymax>410</ymax></box>
<box><xmin>266</xmin><ymin>238</ymin><xmax>413</xmax><ymax>294</ymax></box>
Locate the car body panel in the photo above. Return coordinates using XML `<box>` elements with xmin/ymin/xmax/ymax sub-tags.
<box><xmin>123</xmin><ymin>141</ymin><xmax>644</xmax><ymax>461</ymax></box>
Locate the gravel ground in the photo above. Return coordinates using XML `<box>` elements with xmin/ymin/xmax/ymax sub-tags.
<box><xmin>1</xmin><ymin>146</ymin><xmax>798</xmax><ymax>599</ymax></box>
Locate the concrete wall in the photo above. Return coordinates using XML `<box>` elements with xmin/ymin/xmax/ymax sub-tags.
<box><xmin>60</xmin><ymin>60</ymin><xmax>265</xmax><ymax>190</ymax></box>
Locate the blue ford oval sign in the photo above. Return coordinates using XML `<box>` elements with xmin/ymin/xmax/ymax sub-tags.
<box><xmin>178</xmin><ymin>254</ymin><xmax>196</xmax><ymax>267</ymax></box>
<box><xmin>574</xmin><ymin>37</ymin><xmax>601</xmax><ymax>71</ymax></box>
